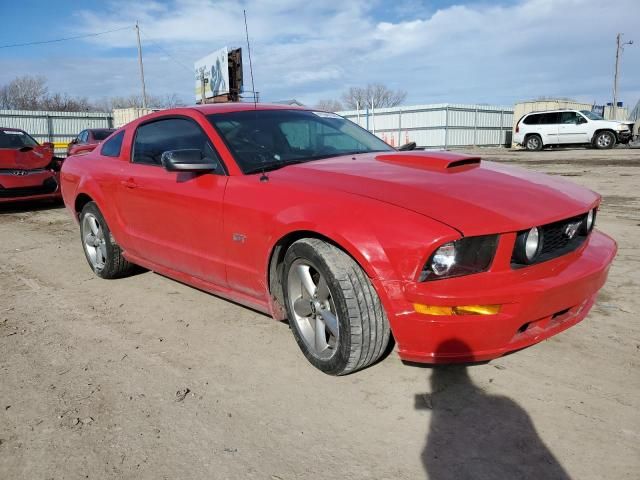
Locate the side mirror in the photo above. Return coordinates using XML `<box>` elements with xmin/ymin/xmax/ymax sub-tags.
<box><xmin>161</xmin><ymin>149</ymin><xmax>220</xmax><ymax>172</ymax></box>
<box><xmin>70</xmin><ymin>138</ymin><xmax>78</xmax><ymax>145</ymax></box>
<box><xmin>398</xmin><ymin>141</ymin><xmax>417</xmax><ymax>151</ymax></box>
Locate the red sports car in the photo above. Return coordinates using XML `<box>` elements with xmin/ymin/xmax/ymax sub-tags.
<box><xmin>0</xmin><ymin>127</ymin><xmax>61</xmax><ymax>203</ymax></box>
<box><xmin>60</xmin><ymin>104</ymin><xmax>616</xmax><ymax>375</ymax></box>
<box><xmin>67</xmin><ymin>128</ymin><xmax>116</xmax><ymax>157</ymax></box>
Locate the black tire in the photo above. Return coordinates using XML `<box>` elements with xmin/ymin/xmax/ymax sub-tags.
<box><xmin>79</xmin><ymin>202</ymin><xmax>135</xmax><ymax>279</ymax></box>
<box><xmin>524</xmin><ymin>134</ymin><xmax>543</xmax><ymax>151</ymax></box>
<box><xmin>283</xmin><ymin>238</ymin><xmax>390</xmax><ymax>375</ymax></box>
<box><xmin>593</xmin><ymin>131</ymin><xmax>616</xmax><ymax>150</ymax></box>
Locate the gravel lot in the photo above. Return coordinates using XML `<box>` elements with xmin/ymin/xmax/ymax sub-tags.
<box><xmin>1</xmin><ymin>146</ymin><xmax>638</xmax><ymax>479</ymax></box>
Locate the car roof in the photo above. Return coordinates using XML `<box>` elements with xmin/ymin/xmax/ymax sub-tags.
<box><xmin>0</xmin><ymin>127</ymin><xmax>26</xmax><ymax>132</ymax></box>
<box><xmin>186</xmin><ymin>102</ymin><xmax>308</xmax><ymax>115</ymax></box>
<box><xmin>524</xmin><ymin>109</ymin><xmax>583</xmax><ymax>115</ymax></box>
<box><xmin>88</xmin><ymin>128</ymin><xmax>115</xmax><ymax>132</ymax></box>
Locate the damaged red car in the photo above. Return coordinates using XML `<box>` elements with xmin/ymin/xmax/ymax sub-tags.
<box><xmin>0</xmin><ymin>128</ymin><xmax>61</xmax><ymax>203</ymax></box>
<box><xmin>60</xmin><ymin>104</ymin><xmax>616</xmax><ymax>375</ymax></box>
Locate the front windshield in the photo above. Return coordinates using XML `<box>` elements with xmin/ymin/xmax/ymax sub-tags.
<box><xmin>580</xmin><ymin>110</ymin><xmax>603</xmax><ymax>121</ymax></box>
<box><xmin>0</xmin><ymin>129</ymin><xmax>39</xmax><ymax>149</ymax></box>
<box><xmin>207</xmin><ymin>109</ymin><xmax>394</xmax><ymax>174</ymax></box>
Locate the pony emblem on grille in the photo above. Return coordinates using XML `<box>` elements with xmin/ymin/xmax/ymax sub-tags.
<box><xmin>563</xmin><ymin>221</ymin><xmax>581</xmax><ymax>239</ymax></box>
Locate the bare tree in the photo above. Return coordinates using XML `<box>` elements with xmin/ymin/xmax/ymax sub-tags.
<box><xmin>97</xmin><ymin>93</ymin><xmax>186</xmax><ymax>110</ymax></box>
<box><xmin>0</xmin><ymin>75</ymin><xmax>187</xmax><ymax>112</ymax></box>
<box><xmin>0</xmin><ymin>75</ymin><xmax>48</xmax><ymax>110</ymax></box>
<box><xmin>40</xmin><ymin>93</ymin><xmax>93</xmax><ymax>112</ymax></box>
<box><xmin>341</xmin><ymin>83</ymin><xmax>407</xmax><ymax>110</ymax></box>
<box><xmin>315</xmin><ymin>99</ymin><xmax>344</xmax><ymax>112</ymax></box>
<box><xmin>157</xmin><ymin>93</ymin><xmax>185</xmax><ymax>108</ymax></box>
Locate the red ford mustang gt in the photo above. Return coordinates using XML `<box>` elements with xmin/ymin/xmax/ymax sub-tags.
<box><xmin>60</xmin><ymin>104</ymin><xmax>616</xmax><ymax>375</ymax></box>
<box><xmin>1</xmin><ymin>128</ymin><xmax>61</xmax><ymax>203</ymax></box>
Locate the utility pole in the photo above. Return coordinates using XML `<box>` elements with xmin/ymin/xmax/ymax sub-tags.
<box><xmin>371</xmin><ymin>99</ymin><xmax>376</xmax><ymax>135</ymax></box>
<box><xmin>135</xmin><ymin>21</ymin><xmax>148</xmax><ymax>109</ymax></box>
<box><xmin>613</xmin><ymin>33</ymin><xmax>633</xmax><ymax>119</ymax></box>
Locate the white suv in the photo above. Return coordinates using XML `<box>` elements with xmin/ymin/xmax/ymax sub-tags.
<box><xmin>514</xmin><ymin>109</ymin><xmax>633</xmax><ymax>151</ymax></box>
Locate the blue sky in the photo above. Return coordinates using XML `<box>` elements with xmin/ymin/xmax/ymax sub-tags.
<box><xmin>1</xmin><ymin>0</ymin><xmax>639</xmax><ymax>109</ymax></box>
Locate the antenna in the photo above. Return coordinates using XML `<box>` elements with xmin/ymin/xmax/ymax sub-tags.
<box><xmin>243</xmin><ymin>10</ymin><xmax>257</xmax><ymax>108</ymax></box>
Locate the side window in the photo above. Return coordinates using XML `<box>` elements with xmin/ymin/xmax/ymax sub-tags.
<box><xmin>80</xmin><ymin>131</ymin><xmax>89</xmax><ymax>143</ymax></box>
<box><xmin>539</xmin><ymin>113</ymin><xmax>560</xmax><ymax>125</ymax></box>
<box><xmin>100</xmin><ymin>131</ymin><xmax>125</xmax><ymax>157</ymax></box>
<box><xmin>523</xmin><ymin>114</ymin><xmax>540</xmax><ymax>125</ymax></box>
<box><xmin>132</xmin><ymin>118</ymin><xmax>222</xmax><ymax>170</ymax></box>
<box><xmin>559</xmin><ymin>112</ymin><xmax>578</xmax><ymax>124</ymax></box>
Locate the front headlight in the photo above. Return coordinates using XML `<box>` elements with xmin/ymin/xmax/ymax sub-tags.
<box><xmin>583</xmin><ymin>208</ymin><xmax>596</xmax><ymax>233</ymax></box>
<box><xmin>513</xmin><ymin>226</ymin><xmax>542</xmax><ymax>264</ymax></box>
<box><xmin>420</xmin><ymin>235</ymin><xmax>499</xmax><ymax>281</ymax></box>
<box><xmin>615</xmin><ymin>124</ymin><xmax>629</xmax><ymax>131</ymax></box>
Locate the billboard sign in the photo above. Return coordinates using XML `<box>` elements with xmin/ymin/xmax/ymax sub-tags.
<box><xmin>194</xmin><ymin>47</ymin><xmax>229</xmax><ymax>100</ymax></box>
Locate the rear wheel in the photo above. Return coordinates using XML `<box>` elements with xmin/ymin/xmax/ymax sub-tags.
<box><xmin>593</xmin><ymin>131</ymin><xmax>615</xmax><ymax>149</ymax></box>
<box><xmin>283</xmin><ymin>238</ymin><xmax>390</xmax><ymax>375</ymax></box>
<box><xmin>80</xmin><ymin>202</ymin><xmax>135</xmax><ymax>279</ymax></box>
<box><xmin>525</xmin><ymin>134</ymin><xmax>543</xmax><ymax>151</ymax></box>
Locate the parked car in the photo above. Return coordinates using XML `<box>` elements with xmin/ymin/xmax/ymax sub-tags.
<box><xmin>60</xmin><ymin>104</ymin><xmax>616</xmax><ymax>375</ymax></box>
<box><xmin>0</xmin><ymin>127</ymin><xmax>61</xmax><ymax>203</ymax></box>
<box><xmin>514</xmin><ymin>109</ymin><xmax>633</xmax><ymax>151</ymax></box>
<box><xmin>67</xmin><ymin>128</ymin><xmax>115</xmax><ymax>156</ymax></box>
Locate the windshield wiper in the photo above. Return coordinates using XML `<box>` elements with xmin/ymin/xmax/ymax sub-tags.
<box><xmin>244</xmin><ymin>149</ymin><xmax>392</xmax><ymax>174</ymax></box>
<box><xmin>245</xmin><ymin>159</ymin><xmax>308</xmax><ymax>174</ymax></box>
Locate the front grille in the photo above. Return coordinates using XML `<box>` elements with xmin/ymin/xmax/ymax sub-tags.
<box><xmin>512</xmin><ymin>213</ymin><xmax>590</xmax><ymax>267</ymax></box>
<box><xmin>0</xmin><ymin>177</ymin><xmax>58</xmax><ymax>198</ymax></box>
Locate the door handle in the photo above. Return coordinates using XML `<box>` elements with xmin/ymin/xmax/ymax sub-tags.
<box><xmin>121</xmin><ymin>179</ymin><xmax>138</xmax><ymax>189</ymax></box>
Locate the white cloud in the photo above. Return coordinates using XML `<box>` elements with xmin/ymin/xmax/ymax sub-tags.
<box><xmin>3</xmin><ymin>0</ymin><xmax>639</xmax><ymax>108</ymax></box>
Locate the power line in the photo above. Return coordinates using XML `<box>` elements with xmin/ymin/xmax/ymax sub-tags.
<box><xmin>0</xmin><ymin>26</ymin><xmax>133</xmax><ymax>49</ymax></box>
<box><xmin>137</xmin><ymin>27</ymin><xmax>193</xmax><ymax>73</ymax></box>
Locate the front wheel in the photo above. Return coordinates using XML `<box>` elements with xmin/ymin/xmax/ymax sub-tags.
<box><xmin>80</xmin><ymin>202</ymin><xmax>136</xmax><ymax>279</ymax></box>
<box><xmin>283</xmin><ymin>238</ymin><xmax>390</xmax><ymax>375</ymax></box>
<box><xmin>593</xmin><ymin>131</ymin><xmax>615</xmax><ymax>149</ymax></box>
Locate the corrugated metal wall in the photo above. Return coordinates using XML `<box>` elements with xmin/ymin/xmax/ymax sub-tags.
<box><xmin>0</xmin><ymin>110</ymin><xmax>113</xmax><ymax>156</ymax></box>
<box><xmin>338</xmin><ymin>103</ymin><xmax>514</xmax><ymax>148</ymax></box>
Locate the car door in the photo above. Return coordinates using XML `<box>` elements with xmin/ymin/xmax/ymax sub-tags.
<box><xmin>115</xmin><ymin>116</ymin><xmax>228</xmax><ymax>286</ymax></box>
<box><xmin>537</xmin><ymin>112</ymin><xmax>560</xmax><ymax>145</ymax></box>
<box><xmin>557</xmin><ymin>111</ymin><xmax>590</xmax><ymax>144</ymax></box>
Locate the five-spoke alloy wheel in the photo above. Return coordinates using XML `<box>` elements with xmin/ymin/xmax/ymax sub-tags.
<box><xmin>283</xmin><ymin>238</ymin><xmax>390</xmax><ymax>375</ymax></box>
<box><xmin>82</xmin><ymin>213</ymin><xmax>107</xmax><ymax>272</ymax></box>
<box><xmin>287</xmin><ymin>259</ymin><xmax>340</xmax><ymax>361</ymax></box>
<box><xmin>80</xmin><ymin>202</ymin><xmax>135</xmax><ymax>279</ymax></box>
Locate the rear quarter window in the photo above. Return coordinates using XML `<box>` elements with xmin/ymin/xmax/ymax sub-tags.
<box><xmin>100</xmin><ymin>131</ymin><xmax>125</xmax><ymax>157</ymax></box>
<box><xmin>523</xmin><ymin>114</ymin><xmax>540</xmax><ymax>125</ymax></box>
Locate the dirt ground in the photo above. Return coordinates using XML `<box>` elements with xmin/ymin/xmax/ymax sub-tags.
<box><xmin>1</xmin><ymin>146</ymin><xmax>638</xmax><ymax>480</ymax></box>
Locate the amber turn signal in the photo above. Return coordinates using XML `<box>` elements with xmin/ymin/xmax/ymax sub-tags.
<box><xmin>414</xmin><ymin>304</ymin><xmax>501</xmax><ymax>316</ymax></box>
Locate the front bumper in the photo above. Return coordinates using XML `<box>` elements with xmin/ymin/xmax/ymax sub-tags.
<box><xmin>616</xmin><ymin>130</ymin><xmax>632</xmax><ymax>144</ymax></box>
<box><xmin>0</xmin><ymin>169</ymin><xmax>60</xmax><ymax>203</ymax></box>
<box><xmin>379</xmin><ymin>230</ymin><xmax>617</xmax><ymax>363</ymax></box>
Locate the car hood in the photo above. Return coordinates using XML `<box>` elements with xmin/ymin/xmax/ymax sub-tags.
<box><xmin>275</xmin><ymin>152</ymin><xmax>599</xmax><ymax>236</ymax></box>
<box><xmin>0</xmin><ymin>146</ymin><xmax>53</xmax><ymax>170</ymax></box>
